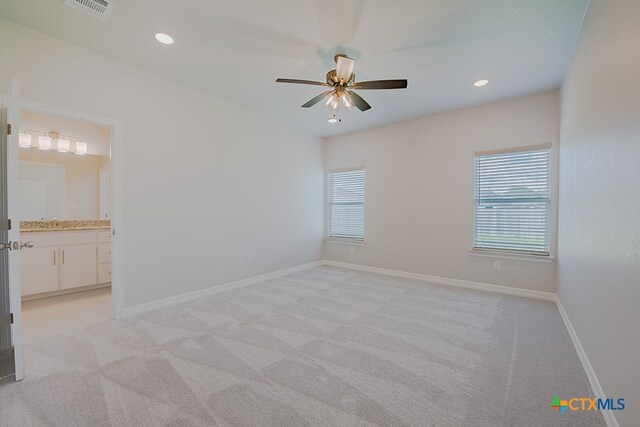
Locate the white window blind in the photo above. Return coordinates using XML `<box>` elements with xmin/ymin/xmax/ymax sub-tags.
<box><xmin>328</xmin><ymin>169</ymin><xmax>365</xmax><ymax>240</ymax></box>
<box><xmin>473</xmin><ymin>146</ymin><xmax>551</xmax><ymax>255</ymax></box>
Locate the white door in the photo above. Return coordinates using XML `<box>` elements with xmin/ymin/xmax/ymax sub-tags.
<box><xmin>1</xmin><ymin>95</ymin><xmax>27</xmax><ymax>381</ymax></box>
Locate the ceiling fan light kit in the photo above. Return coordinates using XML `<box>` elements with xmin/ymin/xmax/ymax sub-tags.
<box><xmin>276</xmin><ymin>54</ymin><xmax>407</xmax><ymax>119</ymax></box>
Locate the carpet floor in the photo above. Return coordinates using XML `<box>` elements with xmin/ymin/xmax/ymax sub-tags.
<box><xmin>0</xmin><ymin>266</ymin><xmax>604</xmax><ymax>426</ymax></box>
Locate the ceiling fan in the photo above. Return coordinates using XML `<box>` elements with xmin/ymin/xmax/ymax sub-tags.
<box><xmin>276</xmin><ymin>54</ymin><xmax>407</xmax><ymax>112</ymax></box>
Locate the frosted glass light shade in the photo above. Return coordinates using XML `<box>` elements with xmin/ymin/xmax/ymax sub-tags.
<box><xmin>57</xmin><ymin>138</ymin><xmax>70</xmax><ymax>152</ymax></box>
<box><xmin>38</xmin><ymin>135</ymin><xmax>52</xmax><ymax>150</ymax></box>
<box><xmin>19</xmin><ymin>133</ymin><xmax>32</xmax><ymax>148</ymax></box>
<box><xmin>75</xmin><ymin>141</ymin><xmax>87</xmax><ymax>155</ymax></box>
<box><xmin>335</xmin><ymin>56</ymin><xmax>355</xmax><ymax>82</ymax></box>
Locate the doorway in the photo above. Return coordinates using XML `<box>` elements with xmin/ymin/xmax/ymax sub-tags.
<box><xmin>1</xmin><ymin>86</ymin><xmax>123</xmax><ymax>381</ymax></box>
<box><xmin>18</xmin><ymin>109</ymin><xmax>114</xmax><ymax>342</ymax></box>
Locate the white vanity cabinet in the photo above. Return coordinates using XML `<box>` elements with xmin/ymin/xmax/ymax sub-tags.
<box><xmin>21</xmin><ymin>246</ymin><xmax>58</xmax><ymax>295</ymax></box>
<box><xmin>60</xmin><ymin>243</ymin><xmax>98</xmax><ymax>290</ymax></box>
<box><xmin>21</xmin><ymin>230</ymin><xmax>109</xmax><ymax>297</ymax></box>
<box><xmin>97</xmin><ymin>230</ymin><xmax>111</xmax><ymax>284</ymax></box>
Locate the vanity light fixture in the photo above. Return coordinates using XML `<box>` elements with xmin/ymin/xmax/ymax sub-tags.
<box><xmin>38</xmin><ymin>135</ymin><xmax>52</xmax><ymax>150</ymax></box>
<box><xmin>20</xmin><ymin>129</ymin><xmax>89</xmax><ymax>155</ymax></box>
<box><xmin>57</xmin><ymin>138</ymin><xmax>71</xmax><ymax>153</ymax></box>
<box><xmin>75</xmin><ymin>141</ymin><xmax>88</xmax><ymax>155</ymax></box>
<box><xmin>19</xmin><ymin>133</ymin><xmax>32</xmax><ymax>148</ymax></box>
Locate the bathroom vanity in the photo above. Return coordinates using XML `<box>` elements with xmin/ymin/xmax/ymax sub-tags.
<box><xmin>20</xmin><ymin>220</ymin><xmax>111</xmax><ymax>299</ymax></box>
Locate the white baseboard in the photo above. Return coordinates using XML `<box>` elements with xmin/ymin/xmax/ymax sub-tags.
<box><xmin>555</xmin><ymin>296</ymin><xmax>618</xmax><ymax>427</ymax></box>
<box><xmin>322</xmin><ymin>260</ymin><xmax>556</xmax><ymax>301</ymax></box>
<box><xmin>122</xmin><ymin>261</ymin><xmax>323</xmax><ymax>318</ymax></box>
<box><xmin>122</xmin><ymin>259</ymin><xmax>554</xmax><ymax>318</ymax></box>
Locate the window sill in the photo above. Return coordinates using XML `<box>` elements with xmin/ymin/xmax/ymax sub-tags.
<box><xmin>469</xmin><ymin>249</ymin><xmax>555</xmax><ymax>263</ymax></box>
<box><xmin>325</xmin><ymin>238</ymin><xmax>366</xmax><ymax>246</ymax></box>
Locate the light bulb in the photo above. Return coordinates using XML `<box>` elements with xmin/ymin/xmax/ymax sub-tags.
<box><xmin>38</xmin><ymin>135</ymin><xmax>52</xmax><ymax>150</ymax></box>
<box><xmin>155</xmin><ymin>33</ymin><xmax>174</xmax><ymax>45</ymax></box>
<box><xmin>75</xmin><ymin>141</ymin><xmax>87</xmax><ymax>155</ymax></box>
<box><xmin>340</xmin><ymin>92</ymin><xmax>353</xmax><ymax>109</ymax></box>
<box><xmin>19</xmin><ymin>133</ymin><xmax>32</xmax><ymax>148</ymax></box>
<box><xmin>57</xmin><ymin>138</ymin><xmax>70</xmax><ymax>153</ymax></box>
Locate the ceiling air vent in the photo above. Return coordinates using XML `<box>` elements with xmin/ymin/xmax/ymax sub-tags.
<box><xmin>64</xmin><ymin>0</ymin><xmax>114</xmax><ymax>21</ymax></box>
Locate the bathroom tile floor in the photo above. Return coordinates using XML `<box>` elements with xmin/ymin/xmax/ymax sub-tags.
<box><xmin>21</xmin><ymin>287</ymin><xmax>112</xmax><ymax>342</ymax></box>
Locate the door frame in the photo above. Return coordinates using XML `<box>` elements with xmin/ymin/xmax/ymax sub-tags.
<box><xmin>5</xmin><ymin>82</ymin><xmax>124</xmax><ymax>382</ymax></box>
<box><xmin>16</xmin><ymin>99</ymin><xmax>124</xmax><ymax>319</ymax></box>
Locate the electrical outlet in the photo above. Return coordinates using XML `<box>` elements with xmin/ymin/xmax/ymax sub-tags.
<box><xmin>493</xmin><ymin>260</ymin><xmax>501</xmax><ymax>270</ymax></box>
<box><xmin>246</xmin><ymin>255</ymin><xmax>253</xmax><ymax>264</ymax></box>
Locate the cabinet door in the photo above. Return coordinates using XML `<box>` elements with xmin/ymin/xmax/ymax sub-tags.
<box><xmin>98</xmin><ymin>243</ymin><xmax>111</xmax><ymax>264</ymax></box>
<box><xmin>98</xmin><ymin>263</ymin><xmax>111</xmax><ymax>284</ymax></box>
<box><xmin>60</xmin><ymin>244</ymin><xmax>97</xmax><ymax>290</ymax></box>
<box><xmin>21</xmin><ymin>247</ymin><xmax>58</xmax><ymax>296</ymax></box>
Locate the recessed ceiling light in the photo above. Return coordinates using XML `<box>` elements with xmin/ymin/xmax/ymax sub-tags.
<box><xmin>155</xmin><ymin>33</ymin><xmax>174</xmax><ymax>45</ymax></box>
<box><xmin>474</xmin><ymin>79</ymin><xmax>489</xmax><ymax>87</ymax></box>
<box><xmin>328</xmin><ymin>117</ymin><xmax>338</xmax><ymax>123</ymax></box>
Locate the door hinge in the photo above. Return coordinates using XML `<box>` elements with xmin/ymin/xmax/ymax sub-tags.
<box><xmin>7</xmin><ymin>124</ymin><xmax>11</xmax><ymax>135</ymax></box>
<box><xmin>7</xmin><ymin>219</ymin><xmax>11</xmax><ymax>231</ymax></box>
<box><xmin>9</xmin><ymin>313</ymin><xmax>14</xmax><ymax>324</ymax></box>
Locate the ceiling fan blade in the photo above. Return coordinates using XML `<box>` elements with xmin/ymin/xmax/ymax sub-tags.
<box><xmin>301</xmin><ymin>91</ymin><xmax>333</xmax><ymax>108</ymax></box>
<box><xmin>352</xmin><ymin>79</ymin><xmax>408</xmax><ymax>90</ymax></box>
<box><xmin>347</xmin><ymin>91</ymin><xmax>371</xmax><ymax>111</ymax></box>
<box><xmin>335</xmin><ymin>56</ymin><xmax>355</xmax><ymax>82</ymax></box>
<box><xmin>276</xmin><ymin>78</ymin><xmax>330</xmax><ymax>86</ymax></box>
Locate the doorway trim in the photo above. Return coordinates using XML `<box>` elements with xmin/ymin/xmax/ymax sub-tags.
<box><xmin>15</xmin><ymin>98</ymin><xmax>124</xmax><ymax>320</ymax></box>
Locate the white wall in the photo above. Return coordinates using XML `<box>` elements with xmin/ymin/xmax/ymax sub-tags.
<box><xmin>324</xmin><ymin>91</ymin><xmax>559</xmax><ymax>293</ymax></box>
<box><xmin>0</xmin><ymin>19</ymin><xmax>324</xmax><ymax>308</ymax></box>
<box><xmin>558</xmin><ymin>0</ymin><xmax>640</xmax><ymax>425</ymax></box>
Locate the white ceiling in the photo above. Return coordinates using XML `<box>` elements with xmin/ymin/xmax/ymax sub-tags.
<box><xmin>0</xmin><ymin>0</ymin><xmax>588</xmax><ymax>137</ymax></box>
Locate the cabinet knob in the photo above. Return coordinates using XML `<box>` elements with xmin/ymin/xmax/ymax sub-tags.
<box><xmin>21</xmin><ymin>241</ymin><xmax>35</xmax><ymax>249</ymax></box>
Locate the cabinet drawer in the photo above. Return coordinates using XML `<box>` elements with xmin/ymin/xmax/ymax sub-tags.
<box><xmin>24</xmin><ymin>231</ymin><xmax>96</xmax><ymax>247</ymax></box>
<box><xmin>98</xmin><ymin>230</ymin><xmax>111</xmax><ymax>242</ymax></box>
<box><xmin>98</xmin><ymin>263</ymin><xmax>111</xmax><ymax>284</ymax></box>
<box><xmin>98</xmin><ymin>243</ymin><xmax>111</xmax><ymax>263</ymax></box>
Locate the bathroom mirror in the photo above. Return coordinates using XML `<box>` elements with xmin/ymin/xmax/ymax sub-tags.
<box><xmin>19</xmin><ymin>109</ymin><xmax>112</xmax><ymax>221</ymax></box>
<box><xmin>19</xmin><ymin>154</ymin><xmax>110</xmax><ymax>220</ymax></box>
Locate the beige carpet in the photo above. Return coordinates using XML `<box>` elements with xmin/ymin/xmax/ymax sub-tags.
<box><xmin>0</xmin><ymin>266</ymin><xmax>604</xmax><ymax>426</ymax></box>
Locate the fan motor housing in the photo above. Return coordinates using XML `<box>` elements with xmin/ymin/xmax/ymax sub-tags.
<box><xmin>326</xmin><ymin>70</ymin><xmax>355</xmax><ymax>85</ymax></box>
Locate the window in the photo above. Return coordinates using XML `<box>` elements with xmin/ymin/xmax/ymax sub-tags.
<box><xmin>473</xmin><ymin>145</ymin><xmax>551</xmax><ymax>255</ymax></box>
<box><xmin>328</xmin><ymin>169</ymin><xmax>365</xmax><ymax>241</ymax></box>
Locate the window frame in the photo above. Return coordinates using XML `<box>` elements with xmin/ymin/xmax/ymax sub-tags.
<box><xmin>472</xmin><ymin>143</ymin><xmax>553</xmax><ymax>257</ymax></box>
<box><xmin>326</xmin><ymin>167</ymin><xmax>366</xmax><ymax>243</ymax></box>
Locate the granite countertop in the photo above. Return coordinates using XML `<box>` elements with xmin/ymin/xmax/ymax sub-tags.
<box><xmin>20</xmin><ymin>220</ymin><xmax>111</xmax><ymax>232</ymax></box>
